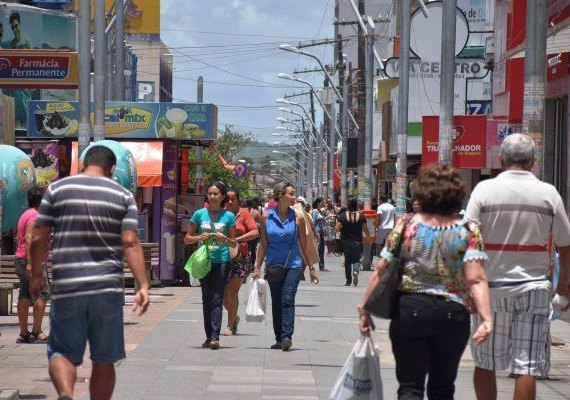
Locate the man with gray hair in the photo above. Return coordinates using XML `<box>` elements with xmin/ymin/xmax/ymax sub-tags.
<box><xmin>466</xmin><ymin>133</ymin><xmax>570</xmax><ymax>400</ymax></box>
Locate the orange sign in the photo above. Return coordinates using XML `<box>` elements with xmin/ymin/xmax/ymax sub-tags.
<box><xmin>0</xmin><ymin>50</ymin><xmax>78</xmax><ymax>89</ymax></box>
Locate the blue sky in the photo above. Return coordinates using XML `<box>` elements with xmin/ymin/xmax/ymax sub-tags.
<box><xmin>160</xmin><ymin>0</ymin><xmax>336</xmax><ymax>144</ymax></box>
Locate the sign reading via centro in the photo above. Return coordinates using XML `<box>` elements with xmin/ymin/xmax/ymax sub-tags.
<box><xmin>0</xmin><ymin>50</ymin><xmax>78</xmax><ymax>89</ymax></box>
<box><xmin>27</xmin><ymin>101</ymin><xmax>218</xmax><ymax>140</ymax></box>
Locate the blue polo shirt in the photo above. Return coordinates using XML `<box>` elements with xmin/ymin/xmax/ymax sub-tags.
<box><xmin>265</xmin><ymin>208</ymin><xmax>302</xmax><ymax>269</ymax></box>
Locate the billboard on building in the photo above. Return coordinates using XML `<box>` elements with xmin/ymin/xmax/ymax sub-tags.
<box><xmin>27</xmin><ymin>101</ymin><xmax>218</xmax><ymax>140</ymax></box>
<box><xmin>422</xmin><ymin>115</ymin><xmax>487</xmax><ymax>169</ymax></box>
<box><xmin>86</xmin><ymin>0</ymin><xmax>160</xmax><ymax>41</ymax></box>
<box><xmin>0</xmin><ymin>5</ymin><xmax>76</xmax><ymax>129</ymax></box>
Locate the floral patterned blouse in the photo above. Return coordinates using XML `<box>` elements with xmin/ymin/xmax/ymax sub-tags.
<box><xmin>379</xmin><ymin>216</ymin><xmax>488</xmax><ymax>306</ymax></box>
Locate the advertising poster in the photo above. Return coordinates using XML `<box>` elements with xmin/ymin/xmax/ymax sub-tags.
<box><xmin>159</xmin><ymin>140</ymin><xmax>177</xmax><ymax>281</ymax></box>
<box><xmin>422</xmin><ymin>115</ymin><xmax>487</xmax><ymax>169</ymax></box>
<box><xmin>86</xmin><ymin>0</ymin><xmax>160</xmax><ymax>42</ymax></box>
<box><xmin>15</xmin><ymin>140</ymin><xmax>59</xmax><ymax>187</ymax></box>
<box><xmin>27</xmin><ymin>101</ymin><xmax>218</xmax><ymax>140</ymax></box>
<box><xmin>0</xmin><ymin>179</ymin><xmax>3</xmax><ymax>255</ymax></box>
<box><xmin>0</xmin><ymin>6</ymin><xmax>76</xmax><ymax>129</ymax></box>
<box><xmin>486</xmin><ymin>119</ymin><xmax>522</xmax><ymax>169</ymax></box>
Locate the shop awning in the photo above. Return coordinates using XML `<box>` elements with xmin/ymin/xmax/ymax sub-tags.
<box><xmin>71</xmin><ymin>141</ymin><xmax>163</xmax><ymax>187</ymax></box>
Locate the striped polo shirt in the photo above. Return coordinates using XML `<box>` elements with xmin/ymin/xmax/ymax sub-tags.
<box><xmin>35</xmin><ymin>174</ymin><xmax>139</xmax><ymax>299</ymax></box>
<box><xmin>466</xmin><ymin>170</ymin><xmax>570</xmax><ymax>297</ymax></box>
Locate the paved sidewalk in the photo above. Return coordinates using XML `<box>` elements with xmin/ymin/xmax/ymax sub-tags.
<box><xmin>2</xmin><ymin>253</ymin><xmax>570</xmax><ymax>399</ymax></box>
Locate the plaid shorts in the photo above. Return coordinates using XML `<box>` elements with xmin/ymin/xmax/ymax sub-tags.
<box><xmin>470</xmin><ymin>289</ymin><xmax>551</xmax><ymax>376</ymax></box>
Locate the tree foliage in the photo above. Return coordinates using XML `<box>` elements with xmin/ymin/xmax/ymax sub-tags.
<box><xmin>186</xmin><ymin>125</ymin><xmax>261</xmax><ymax>199</ymax></box>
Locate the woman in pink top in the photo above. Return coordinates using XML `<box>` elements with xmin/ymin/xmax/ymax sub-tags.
<box><xmin>15</xmin><ymin>186</ymin><xmax>50</xmax><ymax>343</ymax></box>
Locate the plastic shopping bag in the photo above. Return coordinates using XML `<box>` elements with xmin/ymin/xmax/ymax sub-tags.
<box><xmin>245</xmin><ymin>278</ymin><xmax>267</xmax><ymax>323</ymax></box>
<box><xmin>329</xmin><ymin>335</ymin><xmax>383</xmax><ymax>400</ymax></box>
<box><xmin>184</xmin><ymin>239</ymin><xmax>213</xmax><ymax>280</ymax></box>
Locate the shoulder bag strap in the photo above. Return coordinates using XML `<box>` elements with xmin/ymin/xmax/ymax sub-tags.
<box><xmin>283</xmin><ymin>219</ymin><xmax>297</xmax><ymax>267</ymax></box>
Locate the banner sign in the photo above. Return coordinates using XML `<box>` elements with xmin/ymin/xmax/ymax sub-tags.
<box><xmin>0</xmin><ymin>50</ymin><xmax>78</xmax><ymax>89</ymax></box>
<box><xmin>159</xmin><ymin>140</ymin><xmax>177</xmax><ymax>281</ymax></box>
<box><xmin>27</xmin><ymin>101</ymin><xmax>218</xmax><ymax>140</ymax></box>
<box><xmin>15</xmin><ymin>140</ymin><xmax>60</xmax><ymax>187</ymax></box>
<box><xmin>422</xmin><ymin>115</ymin><xmax>487</xmax><ymax>169</ymax></box>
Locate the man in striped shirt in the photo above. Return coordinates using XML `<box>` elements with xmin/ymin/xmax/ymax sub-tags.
<box><xmin>466</xmin><ymin>133</ymin><xmax>570</xmax><ymax>400</ymax></box>
<box><xmin>30</xmin><ymin>145</ymin><xmax>150</xmax><ymax>400</ymax></box>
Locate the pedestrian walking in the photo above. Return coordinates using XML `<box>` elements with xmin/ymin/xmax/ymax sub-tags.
<box><xmin>311</xmin><ymin>197</ymin><xmax>328</xmax><ymax>271</ymax></box>
<box><xmin>465</xmin><ymin>133</ymin><xmax>570</xmax><ymax>400</ymax></box>
<box><xmin>245</xmin><ymin>198</ymin><xmax>261</xmax><ymax>267</ymax></box>
<box><xmin>14</xmin><ymin>186</ymin><xmax>49</xmax><ymax>344</ymax></box>
<box><xmin>29</xmin><ymin>145</ymin><xmax>150</xmax><ymax>400</ymax></box>
<box><xmin>359</xmin><ymin>163</ymin><xmax>493</xmax><ymax>400</ymax></box>
<box><xmin>292</xmin><ymin>196</ymin><xmax>319</xmax><ymax>279</ymax></box>
<box><xmin>335</xmin><ymin>198</ymin><xmax>371</xmax><ymax>286</ymax></box>
<box><xmin>223</xmin><ymin>188</ymin><xmax>258</xmax><ymax>336</ymax></box>
<box><xmin>184</xmin><ymin>181</ymin><xmax>237</xmax><ymax>350</ymax></box>
<box><xmin>322</xmin><ymin>198</ymin><xmax>338</xmax><ymax>255</ymax></box>
<box><xmin>253</xmin><ymin>181</ymin><xmax>319</xmax><ymax>351</ymax></box>
<box><xmin>375</xmin><ymin>194</ymin><xmax>396</xmax><ymax>248</ymax></box>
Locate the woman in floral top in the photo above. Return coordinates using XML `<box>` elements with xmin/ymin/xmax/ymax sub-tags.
<box><xmin>358</xmin><ymin>164</ymin><xmax>493</xmax><ymax>400</ymax></box>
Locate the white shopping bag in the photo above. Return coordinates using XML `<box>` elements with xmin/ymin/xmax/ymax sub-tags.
<box><xmin>240</xmin><ymin>275</ymin><xmax>256</xmax><ymax>305</ymax></box>
<box><xmin>329</xmin><ymin>335</ymin><xmax>383</xmax><ymax>400</ymax></box>
<box><xmin>245</xmin><ymin>278</ymin><xmax>267</xmax><ymax>323</ymax></box>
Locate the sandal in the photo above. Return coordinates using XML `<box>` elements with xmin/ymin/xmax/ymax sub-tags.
<box><xmin>16</xmin><ymin>332</ymin><xmax>31</xmax><ymax>344</ymax></box>
<box><xmin>31</xmin><ymin>330</ymin><xmax>48</xmax><ymax>343</ymax></box>
<box><xmin>232</xmin><ymin>316</ymin><xmax>240</xmax><ymax>334</ymax></box>
<box><xmin>222</xmin><ymin>327</ymin><xmax>234</xmax><ymax>336</ymax></box>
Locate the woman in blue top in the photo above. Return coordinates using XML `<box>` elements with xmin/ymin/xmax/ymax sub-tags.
<box><xmin>184</xmin><ymin>181</ymin><xmax>237</xmax><ymax>350</ymax></box>
<box><xmin>253</xmin><ymin>182</ymin><xmax>319</xmax><ymax>351</ymax></box>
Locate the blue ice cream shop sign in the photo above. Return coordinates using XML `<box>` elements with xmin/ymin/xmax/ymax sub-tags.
<box><xmin>27</xmin><ymin>101</ymin><xmax>218</xmax><ymax>140</ymax></box>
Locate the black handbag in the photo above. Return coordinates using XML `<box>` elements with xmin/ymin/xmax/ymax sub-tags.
<box><xmin>265</xmin><ymin>224</ymin><xmax>296</xmax><ymax>284</ymax></box>
<box><xmin>265</xmin><ymin>264</ymin><xmax>286</xmax><ymax>283</ymax></box>
<box><xmin>363</xmin><ymin>216</ymin><xmax>411</xmax><ymax>319</ymax></box>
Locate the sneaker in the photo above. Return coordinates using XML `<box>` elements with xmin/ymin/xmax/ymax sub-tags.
<box><xmin>270</xmin><ymin>342</ymin><xmax>283</xmax><ymax>350</ymax></box>
<box><xmin>282</xmin><ymin>338</ymin><xmax>292</xmax><ymax>351</ymax></box>
<box><xmin>353</xmin><ymin>272</ymin><xmax>359</xmax><ymax>286</ymax></box>
<box><xmin>210</xmin><ymin>340</ymin><xmax>220</xmax><ymax>350</ymax></box>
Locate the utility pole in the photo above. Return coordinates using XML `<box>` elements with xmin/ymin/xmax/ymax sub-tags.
<box><xmin>523</xmin><ymin>0</ymin><xmax>548</xmax><ymax>179</ymax></box>
<box><xmin>363</xmin><ymin>20</ymin><xmax>374</xmax><ymax>209</ymax></box>
<box><xmin>396</xmin><ymin>0</ymin><xmax>411</xmax><ymax>217</ymax></box>
<box><xmin>338</xmin><ymin>33</ymin><xmax>348</xmax><ymax>207</ymax></box>
<box><xmin>438</xmin><ymin>0</ymin><xmax>457</xmax><ymax>166</ymax></box>
<box><xmin>115</xmin><ymin>0</ymin><xmax>125</xmax><ymax>101</ymax></box>
<box><xmin>93</xmin><ymin>0</ymin><xmax>106</xmax><ymax>142</ymax></box>
<box><xmin>195</xmin><ymin>76</ymin><xmax>204</xmax><ymax>194</ymax></box>
<box><xmin>309</xmin><ymin>91</ymin><xmax>317</xmax><ymax>202</ymax></box>
<box><xmin>78</xmin><ymin>0</ymin><xmax>91</xmax><ymax>158</ymax></box>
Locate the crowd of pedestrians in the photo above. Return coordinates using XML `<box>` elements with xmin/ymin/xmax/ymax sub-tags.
<box><xmin>4</xmin><ymin>133</ymin><xmax>570</xmax><ymax>400</ymax></box>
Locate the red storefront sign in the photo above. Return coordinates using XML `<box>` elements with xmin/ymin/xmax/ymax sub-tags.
<box><xmin>0</xmin><ymin>50</ymin><xmax>78</xmax><ymax>89</ymax></box>
<box><xmin>422</xmin><ymin>115</ymin><xmax>487</xmax><ymax>169</ymax></box>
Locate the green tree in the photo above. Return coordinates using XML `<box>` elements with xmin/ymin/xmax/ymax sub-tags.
<box><xmin>187</xmin><ymin>125</ymin><xmax>259</xmax><ymax>199</ymax></box>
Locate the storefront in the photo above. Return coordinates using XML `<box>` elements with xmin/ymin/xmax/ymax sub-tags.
<box><xmin>17</xmin><ymin>100</ymin><xmax>218</xmax><ymax>284</ymax></box>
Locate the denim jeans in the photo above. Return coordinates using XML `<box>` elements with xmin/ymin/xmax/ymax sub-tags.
<box><xmin>268</xmin><ymin>267</ymin><xmax>302</xmax><ymax>342</ymax></box>
<box><xmin>318</xmin><ymin>234</ymin><xmax>325</xmax><ymax>270</ymax></box>
<box><xmin>389</xmin><ymin>293</ymin><xmax>470</xmax><ymax>400</ymax></box>
<box><xmin>341</xmin><ymin>239</ymin><xmax>362</xmax><ymax>284</ymax></box>
<box><xmin>199</xmin><ymin>262</ymin><xmax>230</xmax><ymax>341</ymax></box>
<box><xmin>48</xmin><ymin>292</ymin><xmax>125</xmax><ymax>364</ymax></box>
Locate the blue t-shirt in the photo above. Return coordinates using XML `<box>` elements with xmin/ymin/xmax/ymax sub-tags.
<box><xmin>265</xmin><ymin>208</ymin><xmax>302</xmax><ymax>269</ymax></box>
<box><xmin>189</xmin><ymin>208</ymin><xmax>236</xmax><ymax>264</ymax></box>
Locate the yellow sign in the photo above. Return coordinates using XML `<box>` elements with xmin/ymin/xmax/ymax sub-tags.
<box><xmin>85</xmin><ymin>0</ymin><xmax>160</xmax><ymax>40</ymax></box>
<box><xmin>91</xmin><ymin>106</ymin><xmax>153</xmax><ymax>135</ymax></box>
